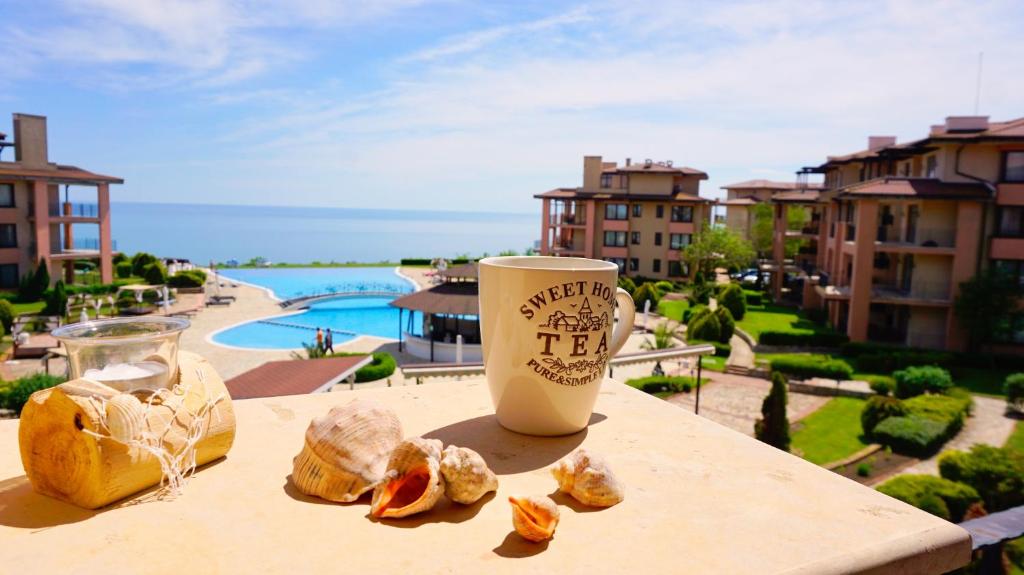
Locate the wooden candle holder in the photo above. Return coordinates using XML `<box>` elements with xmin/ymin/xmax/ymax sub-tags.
<box><xmin>18</xmin><ymin>351</ymin><xmax>236</xmax><ymax>509</ymax></box>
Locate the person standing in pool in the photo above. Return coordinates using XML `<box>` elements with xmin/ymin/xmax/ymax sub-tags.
<box><xmin>324</xmin><ymin>329</ymin><xmax>334</xmax><ymax>354</ymax></box>
<box><xmin>315</xmin><ymin>327</ymin><xmax>324</xmax><ymax>352</ymax></box>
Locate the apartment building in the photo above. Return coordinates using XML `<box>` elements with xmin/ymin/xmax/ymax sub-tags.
<box><xmin>719</xmin><ymin>179</ymin><xmax>823</xmax><ymax>242</ymax></box>
<box><xmin>776</xmin><ymin>116</ymin><xmax>1024</xmax><ymax>351</ymax></box>
<box><xmin>535</xmin><ymin>156</ymin><xmax>711</xmax><ymax>280</ymax></box>
<box><xmin>0</xmin><ymin>113</ymin><xmax>122</xmax><ymax>288</ymax></box>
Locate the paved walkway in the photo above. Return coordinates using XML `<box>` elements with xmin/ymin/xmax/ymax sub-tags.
<box><xmin>897</xmin><ymin>395</ymin><xmax>1019</xmax><ymax>476</ymax></box>
<box><xmin>666</xmin><ymin>370</ymin><xmax>830</xmax><ymax>437</ymax></box>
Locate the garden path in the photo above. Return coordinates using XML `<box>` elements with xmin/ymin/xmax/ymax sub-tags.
<box><xmin>895</xmin><ymin>395</ymin><xmax>1018</xmax><ymax>477</ymax></box>
<box><xmin>666</xmin><ymin>370</ymin><xmax>830</xmax><ymax>436</ymax></box>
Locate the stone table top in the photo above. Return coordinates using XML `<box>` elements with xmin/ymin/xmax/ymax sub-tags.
<box><xmin>0</xmin><ymin>378</ymin><xmax>970</xmax><ymax>574</ymax></box>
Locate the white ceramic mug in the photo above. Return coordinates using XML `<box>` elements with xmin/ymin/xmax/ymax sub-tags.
<box><xmin>479</xmin><ymin>256</ymin><xmax>636</xmax><ymax>436</ymax></box>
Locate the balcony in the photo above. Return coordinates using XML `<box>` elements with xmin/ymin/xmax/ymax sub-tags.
<box><xmin>50</xmin><ymin>238</ymin><xmax>118</xmax><ymax>259</ymax></box>
<box><xmin>0</xmin><ymin>376</ymin><xmax>972</xmax><ymax>573</ymax></box>
<box><xmin>875</xmin><ymin>226</ymin><xmax>956</xmax><ymax>253</ymax></box>
<box><xmin>872</xmin><ymin>281</ymin><xmax>952</xmax><ymax>304</ymax></box>
<box><xmin>50</xmin><ymin>202</ymin><xmax>99</xmax><ymax>219</ymax></box>
<box><xmin>548</xmin><ymin>212</ymin><xmax>587</xmax><ymax>227</ymax></box>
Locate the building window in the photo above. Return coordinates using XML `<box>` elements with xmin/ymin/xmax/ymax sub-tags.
<box><xmin>997</xmin><ymin>207</ymin><xmax>1024</xmax><ymax>237</ymax></box>
<box><xmin>0</xmin><ymin>263</ymin><xmax>16</xmax><ymax>289</ymax></box>
<box><xmin>670</xmin><ymin>233</ymin><xmax>691</xmax><ymax>250</ymax></box>
<box><xmin>1004</xmin><ymin>152</ymin><xmax>1024</xmax><ymax>182</ymax></box>
<box><xmin>0</xmin><ymin>184</ymin><xmax>13</xmax><ymax>208</ymax></box>
<box><xmin>668</xmin><ymin>261</ymin><xmax>689</xmax><ymax>278</ymax></box>
<box><xmin>604</xmin><ymin>257</ymin><xmax>625</xmax><ymax>273</ymax></box>
<box><xmin>994</xmin><ymin>260</ymin><xmax>1024</xmax><ymax>289</ymax></box>
<box><xmin>631</xmin><ymin>204</ymin><xmax>642</xmax><ymax>217</ymax></box>
<box><xmin>925</xmin><ymin>155</ymin><xmax>938</xmax><ymax>178</ymax></box>
<box><xmin>652</xmin><ymin>259</ymin><xmax>661</xmax><ymax>274</ymax></box>
<box><xmin>671</xmin><ymin>205</ymin><xmax>693</xmax><ymax>223</ymax></box>
<box><xmin>655</xmin><ymin>205</ymin><xmax>664</xmax><ymax>218</ymax></box>
<box><xmin>600</xmin><ymin>174</ymin><xmax>612</xmax><ymax>188</ymax></box>
<box><xmin>620</xmin><ymin>175</ymin><xmax>629</xmax><ymax>189</ymax></box>
<box><xmin>629</xmin><ymin>258</ymin><xmax>639</xmax><ymax>272</ymax></box>
<box><xmin>630</xmin><ymin>231</ymin><xmax>641</xmax><ymax>245</ymax></box>
<box><xmin>0</xmin><ymin>224</ymin><xmax>15</xmax><ymax>248</ymax></box>
<box><xmin>654</xmin><ymin>232</ymin><xmax>662</xmax><ymax>246</ymax></box>
<box><xmin>603</xmin><ymin>231</ymin><xmax>626</xmax><ymax>247</ymax></box>
<box><xmin>605</xmin><ymin>203</ymin><xmax>627</xmax><ymax>220</ymax></box>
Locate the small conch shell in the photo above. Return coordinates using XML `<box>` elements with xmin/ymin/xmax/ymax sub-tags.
<box><xmin>292</xmin><ymin>399</ymin><xmax>403</xmax><ymax>503</ymax></box>
<box><xmin>509</xmin><ymin>495</ymin><xmax>560</xmax><ymax>542</ymax></box>
<box><xmin>105</xmin><ymin>393</ymin><xmax>146</xmax><ymax>443</ymax></box>
<box><xmin>551</xmin><ymin>448</ymin><xmax>624</xmax><ymax>507</ymax></box>
<box><xmin>440</xmin><ymin>445</ymin><xmax>498</xmax><ymax>504</ymax></box>
<box><xmin>371</xmin><ymin>437</ymin><xmax>445</xmax><ymax>518</ymax></box>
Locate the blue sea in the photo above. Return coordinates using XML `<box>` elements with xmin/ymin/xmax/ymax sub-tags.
<box><xmin>104</xmin><ymin>202</ymin><xmax>537</xmax><ymax>264</ymax></box>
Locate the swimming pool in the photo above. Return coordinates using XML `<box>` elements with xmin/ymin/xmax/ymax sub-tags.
<box><xmin>210</xmin><ymin>267</ymin><xmax>418</xmax><ymax>350</ymax></box>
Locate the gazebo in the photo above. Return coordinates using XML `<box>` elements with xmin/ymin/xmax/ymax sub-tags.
<box><xmin>389</xmin><ymin>263</ymin><xmax>480</xmax><ymax>363</ymax></box>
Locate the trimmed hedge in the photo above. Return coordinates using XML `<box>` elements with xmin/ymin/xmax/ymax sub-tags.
<box><xmin>1005</xmin><ymin>373</ymin><xmax>1024</xmax><ymax>411</ymax></box>
<box><xmin>871</xmin><ymin>416</ymin><xmax>948</xmax><ymax>456</ymax></box>
<box><xmin>143</xmin><ymin>262</ymin><xmax>167</xmax><ymax>285</ymax></box>
<box><xmin>168</xmin><ymin>271</ymin><xmax>204</xmax><ymax>288</ymax></box>
<box><xmin>861</xmin><ymin>396</ymin><xmax>908</xmax><ymax>436</ymax></box>
<box><xmin>769</xmin><ymin>356</ymin><xmax>853</xmax><ymax>380</ymax></box>
<box><xmin>714</xmin><ymin>306</ymin><xmax>735</xmax><ymax>344</ymax></box>
<box><xmin>115</xmin><ymin>261</ymin><xmax>133</xmax><ymax>279</ymax></box>
<box><xmin>743</xmin><ymin>289</ymin><xmax>764</xmax><ymax>306</ymax></box>
<box><xmin>939</xmin><ymin>445</ymin><xmax>1024</xmax><ymax>512</ymax></box>
<box><xmin>876</xmin><ymin>474</ymin><xmax>982</xmax><ymax>522</ymax></box>
<box><xmin>758</xmin><ymin>331</ymin><xmax>849</xmax><ymax>347</ymax></box>
<box><xmin>329</xmin><ymin>352</ymin><xmax>397</xmax><ymax>382</ymax></box>
<box><xmin>625</xmin><ymin>375</ymin><xmax>697</xmax><ymax>395</ymax></box>
<box><xmin>893</xmin><ymin>366</ymin><xmax>953</xmax><ymax>398</ymax></box>
<box><xmin>842</xmin><ymin>341</ymin><xmax>1024</xmax><ymax>372</ymax></box>
<box><xmin>0</xmin><ymin>373</ymin><xmax>66</xmax><ymax>414</ymax></box>
<box><xmin>863</xmin><ymin>374</ymin><xmax>896</xmax><ymax>396</ymax></box>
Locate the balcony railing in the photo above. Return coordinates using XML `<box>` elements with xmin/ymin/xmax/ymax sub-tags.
<box><xmin>877</xmin><ymin>226</ymin><xmax>956</xmax><ymax>248</ymax></box>
<box><xmin>549</xmin><ymin>213</ymin><xmax>586</xmax><ymax>226</ymax></box>
<box><xmin>50</xmin><ymin>203</ymin><xmax>99</xmax><ymax>218</ymax></box>
<box><xmin>53</xmin><ymin>238</ymin><xmax>118</xmax><ymax>253</ymax></box>
<box><xmin>873</xmin><ymin>281</ymin><xmax>951</xmax><ymax>301</ymax></box>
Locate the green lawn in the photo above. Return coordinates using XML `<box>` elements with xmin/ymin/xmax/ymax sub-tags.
<box><xmin>656</xmin><ymin>299</ymin><xmax>689</xmax><ymax>322</ymax></box>
<box><xmin>700</xmin><ymin>355</ymin><xmax>726</xmax><ymax>372</ymax></box>
<box><xmin>950</xmin><ymin>367</ymin><xmax>1015</xmax><ymax>398</ymax></box>
<box><xmin>737</xmin><ymin>304</ymin><xmax>832</xmax><ymax>341</ymax></box>
<box><xmin>11</xmin><ymin>300</ymin><xmax>45</xmax><ymax>316</ymax></box>
<box><xmin>790</xmin><ymin>397</ymin><xmax>869</xmax><ymax>465</ymax></box>
<box><xmin>1007</xmin><ymin>421</ymin><xmax>1024</xmax><ymax>455</ymax></box>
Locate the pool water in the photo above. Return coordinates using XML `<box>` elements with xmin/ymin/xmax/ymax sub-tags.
<box><xmin>211</xmin><ymin>268</ymin><xmax>419</xmax><ymax>350</ymax></box>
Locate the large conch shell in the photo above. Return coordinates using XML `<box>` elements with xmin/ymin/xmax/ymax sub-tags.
<box><xmin>104</xmin><ymin>393</ymin><xmax>146</xmax><ymax>443</ymax></box>
<box><xmin>439</xmin><ymin>445</ymin><xmax>498</xmax><ymax>505</ymax></box>
<box><xmin>551</xmin><ymin>448</ymin><xmax>624</xmax><ymax>507</ymax></box>
<box><xmin>509</xmin><ymin>495</ymin><xmax>560</xmax><ymax>542</ymax></box>
<box><xmin>292</xmin><ymin>399</ymin><xmax>403</xmax><ymax>502</ymax></box>
<box><xmin>371</xmin><ymin>437</ymin><xmax>445</xmax><ymax>518</ymax></box>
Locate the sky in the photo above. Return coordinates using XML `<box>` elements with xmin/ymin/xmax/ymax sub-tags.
<box><xmin>1</xmin><ymin>0</ymin><xmax>1023</xmax><ymax>213</ymax></box>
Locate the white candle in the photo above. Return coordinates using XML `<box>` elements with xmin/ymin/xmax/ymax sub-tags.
<box><xmin>83</xmin><ymin>361</ymin><xmax>169</xmax><ymax>392</ymax></box>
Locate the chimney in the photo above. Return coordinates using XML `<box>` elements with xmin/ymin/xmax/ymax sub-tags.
<box><xmin>867</xmin><ymin>136</ymin><xmax>896</xmax><ymax>150</ymax></box>
<box><xmin>12</xmin><ymin>113</ymin><xmax>49</xmax><ymax>168</ymax></box>
<box><xmin>625</xmin><ymin>157</ymin><xmax>631</xmax><ymax>166</ymax></box>
<box><xmin>583</xmin><ymin>156</ymin><xmax>603</xmax><ymax>190</ymax></box>
<box><xmin>945</xmin><ymin>116</ymin><xmax>989</xmax><ymax>132</ymax></box>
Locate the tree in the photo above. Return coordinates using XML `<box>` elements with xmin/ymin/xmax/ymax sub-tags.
<box><xmin>32</xmin><ymin>259</ymin><xmax>50</xmax><ymax>298</ymax></box>
<box><xmin>750</xmin><ymin>203</ymin><xmax>774</xmax><ymax>256</ymax></box>
<box><xmin>682</xmin><ymin>227</ymin><xmax>756</xmax><ymax>279</ymax></box>
<box><xmin>717</xmin><ymin>283</ymin><xmax>747</xmax><ymax>320</ymax></box>
<box><xmin>754</xmin><ymin>372</ymin><xmax>790</xmax><ymax>451</ymax></box>
<box><xmin>953</xmin><ymin>271</ymin><xmax>1022</xmax><ymax>352</ymax></box>
<box><xmin>43</xmin><ymin>280</ymin><xmax>67</xmax><ymax>316</ymax></box>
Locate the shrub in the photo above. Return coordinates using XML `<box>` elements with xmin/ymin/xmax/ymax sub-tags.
<box><xmin>354</xmin><ymin>352</ymin><xmax>396</xmax><ymax>382</ymax></box>
<box><xmin>754</xmin><ymin>371</ymin><xmax>790</xmax><ymax>451</ymax></box>
<box><xmin>142</xmin><ymin>262</ymin><xmax>168</xmax><ymax>285</ymax></box>
<box><xmin>112</xmin><ymin>252</ymin><xmax>128</xmax><ymax>265</ymax></box>
<box><xmin>856</xmin><ymin>463</ymin><xmax>871</xmax><ymax>477</ymax></box>
<box><xmin>183</xmin><ymin>268</ymin><xmax>207</xmax><ymax>283</ymax></box>
<box><xmin>717</xmin><ymin>283</ymin><xmax>747</xmax><ymax>320</ymax></box>
<box><xmin>0</xmin><ymin>299</ymin><xmax>13</xmax><ymax>335</ymax></box>
<box><xmin>167</xmin><ymin>272</ymin><xmax>203</xmax><ymax>288</ymax></box>
<box><xmin>690</xmin><ymin>282</ymin><xmax>714</xmax><ymax>305</ymax></box>
<box><xmin>758</xmin><ymin>331</ymin><xmax>849</xmax><ymax>347</ymax></box>
<box><xmin>1005</xmin><ymin>373</ymin><xmax>1024</xmax><ymax>412</ymax></box>
<box><xmin>625</xmin><ymin>375</ymin><xmax>696</xmax><ymax>395</ymax></box>
<box><xmin>893</xmin><ymin>366</ymin><xmax>953</xmax><ymax>399</ymax></box>
<box><xmin>904</xmin><ymin>393</ymin><xmax>972</xmax><ymax>432</ymax></box>
<box><xmin>939</xmin><ymin>445</ymin><xmax>1024</xmax><ymax>512</ymax></box>
<box><xmin>687</xmin><ymin>307</ymin><xmax>721</xmax><ymax>343</ymax></box>
<box><xmin>854</xmin><ymin>351</ymin><xmax>953</xmax><ymax>374</ymax></box>
<box><xmin>131</xmin><ymin>252</ymin><xmax>158</xmax><ymax>277</ymax></box>
<box><xmin>710</xmin><ymin>341</ymin><xmax>732</xmax><ymax>357</ymax></box>
<box><xmin>861</xmin><ymin>396</ymin><xmax>908</xmax><ymax>436</ymax></box>
<box><xmin>743</xmin><ymin>290</ymin><xmax>763</xmax><ymax>306</ymax></box>
<box><xmin>713</xmin><ymin>306</ymin><xmax>734</xmax><ymax>344</ymax></box>
<box><xmin>876</xmin><ymin>474</ymin><xmax>982</xmax><ymax>522</ymax></box>
<box><xmin>0</xmin><ymin>373</ymin><xmax>66</xmax><ymax>415</ymax></box>
<box><xmin>42</xmin><ymin>280</ymin><xmax>67</xmax><ymax>316</ymax></box>
<box><xmin>115</xmin><ymin>261</ymin><xmax>133</xmax><ymax>279</ymax></box>
<box><xmin>617</xmin><ymin>276</ymin><xmax>637</xmax><ymax>294</ymax></box>
<box><xmin>769</xmin><ymin>356</ymin><xmax>853</xmax><ymax>381</ymax></box>
<box><xmin>632</xmin><ymin>282</ymin><xmax>661</xmax><ymax>311</ymax></box>
<box><xmin>654</xmin><ymin>280</ymin><xmax>674</xmax><ymax>293</ymax></box>
<box><xmin>862</xmin><ymin>374</ymin><xmax>896</xmax><ymax>396</ymax></box>
<box><xmin>871</xmin><ymin>416</ymin><xmax>949</xmax><ymax>456</ymax></box>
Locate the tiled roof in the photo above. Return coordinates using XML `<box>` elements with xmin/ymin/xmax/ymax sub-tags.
<box><xmin>772</xmin><ymin>190</ymin><xmax>822</xmax><ymax>203</ymax></box>
<box><xmin>225</xmin><ymin>356</ymin><xmax>372</xmax><ymax>399</ymax></box>
<box><xmin>390</xmin><ymin>282</ymin><xmax>479</xmax><ymax>315</ymax></box>
<box><xmin>720</xmin><ymin>179</ymin><xmax>822</xmax><ymax>191</ymax></box>
<box><xmin>719</xmin><ymin>198</ymin><xmax>759</xmax><ymax>206</ymax></box>
<box><xmin>837</xmin><ymin>177</ymin><xmax>991</xmax><ymax>200</ymax></box>
<box><xmin>534</xmin><ymin>188</ymin><xmax>712</xmax><ymax>202</ymax></box>
<box><xmin>927</xmin><ymin>116</ymin><xmax>1024</xmax><ymax>140</ymax></box>
<box><xmin>0</xmin><ymin>162</ymin><xmax>124</xmax><ymax>184</ymax></box>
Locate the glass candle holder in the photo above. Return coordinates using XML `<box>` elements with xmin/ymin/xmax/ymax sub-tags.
<box><xmin>52</xmin><ymin>316</ymin><xmax>190</xmax><ymax>393</ymax></box>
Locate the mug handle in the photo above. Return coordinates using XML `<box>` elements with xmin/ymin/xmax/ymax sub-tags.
<box><xmin>607</xmin><ymin>287</ymin><xmax>636</xmax><ymax>358</ymax></box>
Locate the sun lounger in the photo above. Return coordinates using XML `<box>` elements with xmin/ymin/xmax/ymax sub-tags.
<box><xmin>206</xmin><ymin>299</ymin><xmax>232</xmax><ymax>307</ymax></box>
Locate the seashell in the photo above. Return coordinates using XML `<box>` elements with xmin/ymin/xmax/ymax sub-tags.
<box><xmin>509</xmin><ymin>495</ymin><xmax>560</xmax><ymax>542</ymax></box>
<box><xmin>105</xmin><ymin>393</ymin><xmax>146</xmax><ymax>443</ymax></box>
<box><xmin>370</xmin><ymin>437</ymin><xmax>445</xmax><ymax>518</ymax></box>
<box><xmin>439</xmin><ymin>445</ymin><xmax>498</xmax><ymax>505</ymax></box>
<box><xmin>551</xmin><ymin>448</ymin><xmax>624</xmax><ymax>507</ymax></box>
<box><xmin>292</xmin><ymin>399</ymin><xmax>403</xmax><ymax>503</ymax></box>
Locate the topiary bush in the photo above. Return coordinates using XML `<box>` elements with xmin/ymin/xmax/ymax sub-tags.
<box><xmin>769</xmin><ymin>356</ymin><xmax>853</xmax><ymax>380</ymax></box>
<box><xmin>713</xmin><ymin>306</ymin><xmax>734</xmax><ymax>344</ymax></box>
<box><xmin>754</xmin><ymin>371</ymin><xmax>790</xmax><ymax>451</ymax></box>
<box><xmin>632</xmin><ymin>282</ymin><xmax>661</xmax><ymax>311</ymax></box>
<box><xmin>1005</xmin><ymin>373</ymin><xmax>1024</xmax><ymax>412</ymax></box>
<box><xmin>131</xmin><ymin>252</ymin><xmax>158</xmax><ymax>277</ymax></box>
<box><xmin>861</xmin><ymin>396</ymin><xmax>908</xmax><ymax>436</ymax></box>
<box><xmin>654</xmin><ymin>280</ymin><xmax>674</xmax><ymax>293</ymax></box>
<box><xmin>871</xmin><ymin>416</ymin><xmax>948</xmax><ymax>456</ymax></box>
<box><xmin>142</xmin><ymin>262</ymin><xmax>168</xmax><ymax>285</ymax></box>
<box><xmin>717</xmin><ymin>283</ymin><xmax>746</xmax><ymax>320</ymax></box>
<box><xmin>863</xmin><ymin>374</ymin><xmax>896</xmax><ymax>396</ymax></box>
<box><xmin>625</xmin><ymin>375</ymin><xmax>697</xmax><ymax>395</ymax></box>
<box><xmin>939</xmin><ymin>445</ymin><xmax>1024</xmax><ymax>512</ymax></box>
<box><xmin>903</xmin><ymin>393</ymin><xmax>972</xmax><ymax>433</ymax></box>
<box><xmin>0</xmin><ymin>299</ymin><xmax>13</xmax><ymax>335</ymax></box>
<box><xmin>743</xmin><ymin>290</ymin><xmax>763</xmax><ymax>306</ymax></box>
<box><xmin>112</xmin><ymin>252</ymin><xmax>128</xmax><ymax>265</ymax></box>
<box><xmin>354</xmin><ymin>352</ymin><xmax>397</xmax><ymax>382</ymax></box>
<box><xmin>42</xmin><ymin>280</ymin><xmax>67</xmax><ymax>316</ymax></box>
<box><xmin>617</xmin><ymin>276</ymin><xmax>637</xmax><ymax>294</ymax></box>
<box><xmin>0</xmin><ymin>373</ymin><xmax>66</xmax><ymax>415</ymax></box>
<box><xmin>893</xmin><ymin>365</ymin><xmax>953</xmax><ymax>399</ymax></box>
<box><xmin>167</xmin><ymin>271</ymin><xmax>203</xmax><ymax>288</ymax></box>
<box><xmin>115</xmin><ymin>261</ymin><xmax>133</xmax><ymax>279</ymax></box>
<box><xmin>687</xmin><ymin>306</ymin><xmax>721</xmax><ymax>342</ymax></box>
<box><xmin>876</xmin><ymin>474</ymin><xmax>982</xmax><ymax>522</ymax></box>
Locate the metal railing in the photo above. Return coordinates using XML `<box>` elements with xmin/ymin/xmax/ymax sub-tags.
<box><xmin>872</xmin><ymin>281</ymin><xmax>951</xmax><ymax>301</ymax></box>
<box><xmin>51</xmin><ymin>203</ymin><xmax>99</xmax><ymax>218</ymax></box>
<box><xmin>877</xmin><ymin>226</ymin><xmax>956</xmax><ymax>248</ymax></box>
<box><xmin>549</xmin><ymin>213</ymin><xmax>586</xmax><ymax>226</ymax></box>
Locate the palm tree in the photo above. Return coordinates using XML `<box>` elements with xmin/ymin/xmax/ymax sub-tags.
<box><xmin>642</xmin><ymin>322</ymin><xmax>678</xmax><ymax>350</ymax></box>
